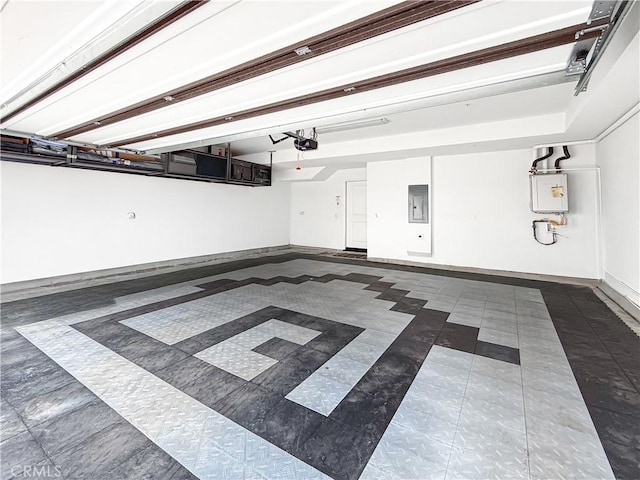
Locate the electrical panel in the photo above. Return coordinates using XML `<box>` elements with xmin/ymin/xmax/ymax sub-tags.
<box><xmin>408</xmin><ymin>184</ymin><xmax>429</xmax><ymax>223</ymax></box>
<box><xmin>530</xmin><ymin>173</ymin><xmax>568</xmax><ymax>213</ymax></box>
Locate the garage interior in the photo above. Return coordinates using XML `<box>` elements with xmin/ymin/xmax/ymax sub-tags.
<box><xmin>1</xmin><ymin>1</ymin><xmax>639</xmax><ymax>479</ymax></box>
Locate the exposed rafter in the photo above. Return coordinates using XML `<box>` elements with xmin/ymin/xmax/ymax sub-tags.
<box><xmin>107</xmin><ymin>20</ymin><xmax>607</xmax><ymax>148</ymax></box>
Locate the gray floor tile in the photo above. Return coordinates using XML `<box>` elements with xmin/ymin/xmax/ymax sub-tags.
<box><xmin>367</xmin><ymin>435</ymin><xmax>448</xmax><ymax>480</ymax></box>
<box><xmin>400</xmin><ymin>384</ymin><xmax>465</xmax><ymax>424</ymax></box>
<box><xmin>0</xmin><ymin>401</ymin><xmax>26</xmax><ymax>443</ymax></box>
<box><xmin>447</xmin><ymin>313</ymin><xmax>482</xmax><ymax>328</ymax></box>
<box><xmin>477</xmin><ymin>327</ymin><xmax>518</xmax><ymax>349</ymax></box>
<box><xmin>30</xmin><ymin>401</ymin><xmax>122</xmax><ymax>457</ymax></box>
<box><xmin>17</xmin><ymin>381</ymin><xmax>97</xmax><ymax>428</ymax></box>
<box><xmin>98</xmin><ymin>443</ymin><xmax>197</xmax><ymax>480</ymax></box>
<box><xmin>448</xmin><ymin>423</ymin><xmax>529</xmax><ymax>480</ymax></box>
<box><xmin>286</xmin><ymin>374</ymin><xmax>352</xmax><ymax>416</ymax></box>
<box><xmin>416</xmin><ymin>359</ymin><xmax>471</xmax><ymax>396</ymax></box>
<box><xmin>380</xmin><ymin>422</ymin><xmax>453</xmax><ymax>466</ymax></box>
<box><xmin>0</xmin><ymin>431</ymin><xmax>49</xmax><ymax>480</ymax></box>
<box><xmin>527</xmin><ymin>417</ymin><xmax>615</xmax><ymax>480</ymax></box>
<box><xmin>315</xmin><ymin>355</ymin><xmax>371</xmax><ymax>387</ymax></box>
<box><xmin>458</xmin><ymin>394</ymin><xmax>525</xmax><ymax>435</ymax></box>
<box><xmin>425</xmin><ymin>345</ymin><xmax>474</xmax><ymax>372</ymax></box>
<box><xmin>3</xmin><ymin>253</ymin><xmax>626</xmax><ymax>480</ymax></box>
<box><xmin>464</xmin><ymin>372</ymin><xmax>523</xmax><ymax>406</ymax></box>
<box><xmin>390</xmin><ymin>404</ymin><xmax>458</xmax><ymax>446</ymax></box>
<box><xmin>524</xmin><ymin>388</ymin><xmax>594</xmax><ymax>435</ymax></box>
<box><xmin>51</xmin><ymin>421</ymin><xmax>150</xmax><ymax>479</ymax></box>
<box><xmin>470</xmin><ymin>355</ymin><xmax>522</xmax><ymax>385</ymax></box>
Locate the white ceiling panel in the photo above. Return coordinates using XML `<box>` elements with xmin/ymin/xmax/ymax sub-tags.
<box><xmin>3</xmin><ymin>0</ymin><xmax>401</xmax><ymax>132</ymax></box>
<box><xmin>2</xmin><ymin>0</ymin><xmax>629</xmax><ymax>164</ymax></box>
<box><xmin>57</xmin><ymin>1</ymin><xmax>590</xmax><ymax>145</ymax></box>
<box><xmin>0</xmin><ymin>0</ymin><xmax>151</xmax><ymax>102</ymax></box>
<box><xmin>120</xmin><ymin>45</ymin><xmax>572</xmax><ymax>151</ymax></box>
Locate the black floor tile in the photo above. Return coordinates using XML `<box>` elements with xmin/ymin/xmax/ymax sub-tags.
<box><xmin>17</xmin><ymin>381</ymin><xmax>97</xmax><ymax>428</ymax></box>
<box><xmin>364</xmin><ymin>281</ymin><xmax>396</xmax><ymax>293</ymax></box>
<box><xmin>570</xmin><ymin>357</ymin><xmax>636</xmax><ymax>393</ymax></box>
<box><xmin>0</xmin><ymin>340</ymin><xmax>49</xmax><ymax>368</ymax></box>
<box><xmin>247</xmin><ymin>399</ymin><xmax>324</xmax><ymax>457</ymax></box>
<box><xmin>97</xmin><ymin>443</ymin><xmax>197</xmax><ymax>480</ymax></box>
<box><xmin>0</xmin><ymin>431</ymin><xmax>49</xmax><ymax>480</ymax></box>
<box><xmin>280</xmin><ymin>346</ymin><xmax>332</xmax><ymax>372</ymax></box>
<box><xmin>195</xmin><ymin>278</ymin><xmax>237</xmax><ymax>291</ymax></box>
<box><xmin>274</xmin><ymin>310</ymin><xmax>337</xmax><ymax>332</ymax></box>
<box><xmin>342</xmin><ymin>273</ymin><xmax>383</xmax><ymax>285</ymax></box>
<box><xmin>597</xmin><ymin>438</ymin><xmax>640</xmax><ymax>480</ymax></box>
<box><xmin>611</xmin><ymin>353</ymin><xmax>640</xmax><ymax>391</ymax></box>
<box><xmin>154</xmin><ymin>357</ymin><xmax>245</xmax><ymax>408</ymax></box>
<box><xmin>601</xmin><ymin>336</ymin><xmax>640</xmax><ymax>359</ymax></box>
<box><xmin>30</xmin><ymin>401</ymin><xmax>122</xmax><ymax>457</ymax></box>
<box><xmin>51</xmin><ymin>421</ymin><xmax>149</xmax><ymax>480</ymax></box>
<box><xmin>252</xmin><ymin>337</ymin><xmax>302</xmax><ymax>361</ymax></box>
<box><xmin>414</xmin><ymin>308</ymin><xmax>448</xmax><ymax>331</ymax></box>
<box><xmin>0</xmin><ymin>400</ymin><xmax>27</xmax><ymax>444</ymax></box>
<box><xmin>331</xmin><ymin>387</ymin><xmax>399</xmax><ymax>438</ymax></box>
<box><xmin>578</xmin><ymin>380</ymin><xmax>640</xmax><ymax>418</ymax></box>
<box><xmin>131</xmin><ymin>347</ymin><xmax>191</xmax><ymax>374</ymax></box>
<box><xmin>217</xmin><ymin>383</ymin><xmax>283</xmax><ymax>425</ymax></box>
<box><xmin>590</xmin><ymin>406</ymin><xmax>640</xmax><ymax>450</ymax></box>
<box><xmin>304</xmin><ymin>325</ymin><xmax>364</xmax><ymax>356</ymax></box>
<box><xmin>1</xmin><ymin>359</ymin><xmax>76</xmax><ymax>407</ymax></box>
<box><xmin>300</xmin><ymin>419</ymin><xmax>377</xmax><ymax>480</ymax></box>
<box><xmin>251</xmin><ymin>362</ymin><xmax>315</xmax><ymax>396</ymax></box>
<box><xmin>390</xmin><ymin>296</ymin><xmax>427</xmax><ymax>315</ymax></box>
<box><xmin>475</xmin><ymin>340</ymin><xmax>520</xmax><ymax>365</ymax></box>
<box><xmin>376</xmin><ymin>288</ymin><xmax>410</xmax><ymax>302</ymax></box>
<box><xmin>435</xmin><ymin>322</ymin><xmax>478</xmax><ymax>354</ymax></box>
<box><xmin>354</xmin><ymin>351</ymin><xmax>419</xmax><ymax>400</ymax></box>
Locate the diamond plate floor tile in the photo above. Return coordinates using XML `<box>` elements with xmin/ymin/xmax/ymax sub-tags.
<box><xmin>477</xmin><ymin>327</ymin><xmax>519</xmax><ymax>349</ymax></box>
<box><xmin>367</xmin><ymin>430</ymin><xmax>449</xmax><ymax>480</ymax></box>
<box><xmin>399</xmin><ymin>384</ymin><xmax>465</xmax><ymax>424</ymax></box>
<box><xmin>254</xmin><ymin>319</ymin><xmax>320</xmax><ymax>345</ymax></box>
<box><xmin>470</xmin><ymin>355</ymin><xmax>522</xmax><ymax>385</ymax></box>
<box><xmin>285</xmin><ymin>375</ymin><xmax>353</xmax><ymax>416</ymax></box>
<box><xmin>195</xmin><ymin>342</ymin><xmax>277</xmax><ymax>381</ymax></box>
<box><xmin>448</xmin><ymin>424</ymin><xmax>529</xmax><ymax>480</ymax></box>
<box><xmin>527</xmin><ymin>417</ymin><xmax>615</xmax><ymax>480</ymax></box>
<box><xmin>315</xmin><ymin>355</ymin><xmax>371</xmax><ymax>387</ymax></box>
<box><xmin>425</xmin><ymin>345</ymin><xmax>474</xmax><ymax>372</ymax></box>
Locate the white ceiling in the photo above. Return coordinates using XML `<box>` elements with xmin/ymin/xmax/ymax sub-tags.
<box><xmin>1</xmin><ymin>0</ymin><xmax>638</xmax><ymax>170</ymax></box>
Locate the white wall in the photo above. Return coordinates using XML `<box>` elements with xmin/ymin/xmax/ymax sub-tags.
<box><xmin>290</xmin><ymin>168</ymin><xmax>366</xmax><ymax>250</ymax></box>
<box><xmin>1</xmin><ymin>162</ymin><xmax>290</xmax><ymax>284</ymax></box>
<box><xmin>597</xmin><ymin>112</ymin><xmax>640</xmax><ymax>306</ymax></box>
<box><xmin>367</xmin><ymin>145</ymin><xmax>600</xmax><ymax>278</ymax></box>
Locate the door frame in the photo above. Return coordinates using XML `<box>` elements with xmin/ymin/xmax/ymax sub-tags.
<box><xmin>345</xmin><ymin>180</ymin><xmax>367</xmax><ymax>251</ymax></box>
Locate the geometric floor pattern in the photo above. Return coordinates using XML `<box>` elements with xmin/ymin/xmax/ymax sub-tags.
<box><xmin>1</xmin><ymin>253</ymin><xmax>638</xmax><ymax>479</ymax></box>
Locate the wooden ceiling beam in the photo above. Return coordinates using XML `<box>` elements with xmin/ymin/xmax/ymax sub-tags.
<box><xmin>107</xmin><ymin>20</ymin><xmax>607</xmax><ymax>149</ymax></box>
<box><xmin>52</xmin><ymin>0</ymin><xmax>479</xmax><ymax>139</ymax></box>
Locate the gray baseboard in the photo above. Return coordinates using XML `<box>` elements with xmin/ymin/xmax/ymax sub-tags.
<box><xmin>597</xmin><ymin>280</ymin><xmax>640</xmax><ymax>324</ymax></box>
<box><xmin>365</xmin><ymin>255</ymin><xmax>599</xmax><ymax>287</ymax></box>
<box><xmin>1</xmin><ymin>245</ymin><xmax>290</xmax><ymax>299</ymax></box>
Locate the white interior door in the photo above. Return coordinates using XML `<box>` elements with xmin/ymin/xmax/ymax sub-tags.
<box><xmin>346</xmin><ymin>181</ymin><xmax>367</xmax><ymax>250</ymax></box>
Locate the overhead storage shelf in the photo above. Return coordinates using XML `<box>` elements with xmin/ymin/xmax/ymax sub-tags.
<box><xmin>0</xmin><ymin>135</ymin><xmax>271</xmax><ymax>186</ymax></box>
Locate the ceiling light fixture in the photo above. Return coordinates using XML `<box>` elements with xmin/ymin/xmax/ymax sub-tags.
<box><xmin>315</xmin><ymin>117</ymin><xmax>389</xmax><ymax>135</ymax></box>
<box><xmin>294</xmin><ymin>46</ymin><xmax>312</xmax><ymax>56</ymax></box>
